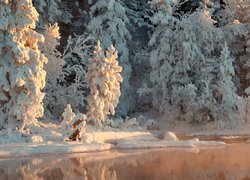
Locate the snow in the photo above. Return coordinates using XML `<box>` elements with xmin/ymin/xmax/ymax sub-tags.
<box><xmin>164</xmin><ymin>131</ymin><xmax>178</xmax><ymax>141</ymax></box>
<box><xmin>82</xmin><ymin>131</ymin><xmax>158</xmax><ymax>144</ymax></box>
<box><xmin>116</xmin><ymin>139</ymin><xmax>226</xmax><ymax>149</ymax></box>
<box><xmin>0</xmin><ymin>130</ymin><xmax>227</xmax><ymax>158</ymax></box>
<box><xmin>221</xmin><ymin>136</ymin><xmax>242</xmax><ymax>140</ymax></box>
<box><xmin>0</xmin><ymin>142</ymin><xmax>113</xmax><ymax>158</ymax></box>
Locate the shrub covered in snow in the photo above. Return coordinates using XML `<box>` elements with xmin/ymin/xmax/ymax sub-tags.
<box><xmin>0</xmin><ymin>0</ymin><xmax>47</xmax><ymax>130</ymax></box>
<box><xmin>61</xmin><ymin>104</ymin><xmax>87</xmax><ymax>141</ymax></box>
<box><xmin>87</xmin><ymin>41</ymin><xmax>123</xmax><ymax>122</ymax></box>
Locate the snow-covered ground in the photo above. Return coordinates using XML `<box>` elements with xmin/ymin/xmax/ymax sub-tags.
<box><xmin>0</xmin><ymin>128</ymin><xmax>228</xmax><ymax>159</ymax></box>
<box><xmin>1</xmin><ymin>112</ymin><xmax>250</xmax><ymax>159</ymax></box>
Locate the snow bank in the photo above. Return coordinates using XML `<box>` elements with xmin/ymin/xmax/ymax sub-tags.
<box><xmin>0</xmin><ymin>131</ymin><xmax>227</xmax><ymax>158</ymax></box>
<box><xmin>0</xmin><ymin>142</ymin><xmax>113</xmax><ymax>158</ymax></box>
<box><xmin>82</xmin><ymin>131</ymin><xmax>158</xmax><ymax>144</ymax></box>
<box><xmin>116</xmin><ymin>138</ymin><xmax>226</xmax><ymax>149</ymax></box>
<box><xmin>221</xmin><ymin>136</ymin><xmax>242</xmax><ymax>140</ymax></box>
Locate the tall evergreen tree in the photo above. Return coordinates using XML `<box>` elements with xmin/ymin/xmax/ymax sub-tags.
<box><xmin>0</xmin><ymin>0</ymin><xmax>47</xmax><ymax>129</ymax></box>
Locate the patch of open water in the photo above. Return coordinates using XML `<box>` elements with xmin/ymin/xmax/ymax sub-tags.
<box><xmin>0</xmin><ymin>137</ymin><xmax>250</xmax><ymax>180</ymax></box>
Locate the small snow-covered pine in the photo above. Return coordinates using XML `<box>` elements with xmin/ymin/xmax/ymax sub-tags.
<box><xmin>87</xmin><ymin>41</ymin><xmax>123</xmax><ymax>122</ymax></box>
<box><xmin>61</xmin><ymin>104</ymin><xmax>75</xmax><ymax>130</ymax></box>
<box><xmin>87</xmin><ymin>0</ymin><xmax>133</xmax><ymax>116</ymax></box>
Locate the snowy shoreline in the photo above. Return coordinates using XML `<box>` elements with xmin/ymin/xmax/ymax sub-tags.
<box><xmin>2</xmin><ymin>118</ymin><xmax>250</xmax><ymax>159</ymax></box>
<box><xmin>0</xmin><ymin>130</ymin><xmax>240</xmax><ymax>159</ymax></box>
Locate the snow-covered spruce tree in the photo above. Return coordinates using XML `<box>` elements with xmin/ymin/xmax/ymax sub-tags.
<box><xmin>87</xmin><ymin>0</ymin><xmax>132</xmax><ymax>116</ymax></box>
<box><xmin>214</xmin><ymin>0</ymin><xmax>248</xmax><ymax>95</ymax></box>
<box><xmin>121</xmin><ymin>0</ymin><xmax>154</xmax><ymax>112</ymax></box>
<box><xmin>213</xmin><ymin>43</ymin><xmax>244</xmax><ymax>127</ymax></box>
<box><xmin>87</xmin><ymin>41</ymin><xmax>123</xmax><ymax>122</ymax></box>
<box><xmin>122</xmin><ymin>0</ymin><xmax>153</xmax><ymax>29</ymax></box>
<box><xmin>0</xmin><ymin>0</ymin><xmax>47</xmax><ymax>130</ymax></box>
<box><xmin>32</xmin><ymin>0</ymin><xmax>73</xmax><ymax>29</ymax></box>
<box><xmin>241</xmin><ymin>0</ymin><xmax>250</xmax><ymax>94</ymax></box>
<box><xmin>148</xmin><ymin>0</ymin><xmax>244</xmax><ymax>125</ymax></box>
<box><xmin>149</xmin><ymin>0</ymin><xmax>204</xmax><ymax>116</ymax></box>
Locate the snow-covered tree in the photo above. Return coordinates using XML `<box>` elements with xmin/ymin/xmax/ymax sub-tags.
<box><xmin>33</xmin><ymin>0</ymin><xmax>73</xmax><ymax>29</ymax></box>
<box><xmin>61</xmin><ymin>104</ymin><xmax>75</xmax><ymax>130</ymax></box>
<box><xmin>123</xmin><ymin>0</ymin><xmax>153</xmax><ymax>28</ymax></box>
<box><xmin>213</xmin><ymin>43</ymin><xmax>244</xmax><ymax>127</ymax></box>
<box><xmin>149</xmin><ymin>0</ymin><xmax>208</xmax><ymax>113</ymax></box>
<box><xmin>87</xmin><ymin>0</ymin><xmax>132</xmax><ymax>116</ymax></box>
<box><xmin>40</xmin><ymin>23</ymin><xmax>64</xmax><ymax>85</ymax></box>
<box><xmin>241</xmin><ymin>0</ymin><xmax>250</xmax><ymax>94</ymax></box>
<box><xmin>87</xmin><ymin>41</ymin><xmax>123</xmax><ymax>122</ymax></box>
<box><xmin>40</xmin><ymin>30</ymin><xmax>91</xmax><ymax>121</ymax></box>
<box><xmin>0</xmin><ymin>0</ymin><xmax>47</xmax><ymax>130</ymax></box>
<box><xmin>148</xmin><ymin>0</ymin><xmax>244</xmax><ymax>125</ymax></box>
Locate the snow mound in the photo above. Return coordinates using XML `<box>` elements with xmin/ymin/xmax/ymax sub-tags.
<box><xmin>164</xmin><ymin>131</ymin><xmax>178</xmax><ymax>141</ymax></box>
<box><xmin>116</xmin><ymin>138</ymin><xmax>225</xmax><ymax>149</ymax></box>
<box><xmin>30</xmin><ymin>135</ymin><xmax>44</xmax><ymax>143</ymax></box>
<box><xmin>82</xmin><ymin>131</ymin><xmax>158</xmax><ymax>144</ymax></box>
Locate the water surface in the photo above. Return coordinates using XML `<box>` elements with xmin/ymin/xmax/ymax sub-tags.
<box><xmin>1</xmin><ymin>143</ymin><xmax>250</xmax><ymax>180</ymax></box>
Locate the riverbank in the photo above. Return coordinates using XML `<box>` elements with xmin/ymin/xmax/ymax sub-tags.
<box><xmin>1</xmin><ymin>143</ymin><xmax>250</xmax><ymax>180</ymax></box>
<box><xmin>0</xmin><ymin>130</ymin><xmax>234</xmax><ymax>159</ymax></box>
<box><xmin>1</xmin><ymin>118</ymin><xmax>250</xmax><ymax>158</ymax></box>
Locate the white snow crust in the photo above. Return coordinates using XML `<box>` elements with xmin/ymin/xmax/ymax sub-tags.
<box><xmin>0</xmin><ymin>130</ymin><xmax>226</xmax><ymax>158</ymax></box>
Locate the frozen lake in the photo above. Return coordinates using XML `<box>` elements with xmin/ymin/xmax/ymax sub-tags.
<box><xmin>1</xmin><ymin>142</ymin><xmax>250</xmax><ymax>179</ymax></box>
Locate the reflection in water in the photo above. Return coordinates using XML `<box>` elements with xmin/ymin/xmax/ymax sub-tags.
<box><xmin>1</xmin><ymin>144</ymin><xmax>250</xmax><ymax>180</ymax></box>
